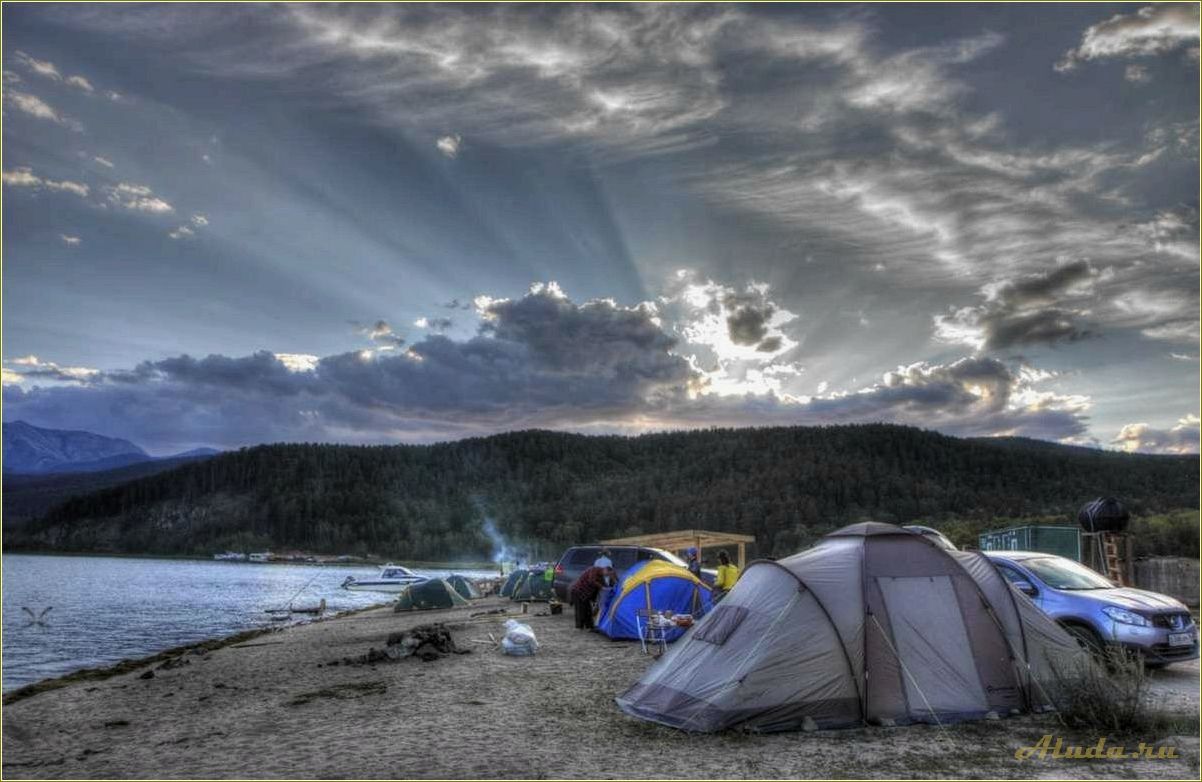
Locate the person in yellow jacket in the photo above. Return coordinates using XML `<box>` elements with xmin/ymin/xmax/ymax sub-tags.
<box><xmin>713</xmin><ymin>550</ymin><xmax>740</xmax><ymax>603</ymax></box>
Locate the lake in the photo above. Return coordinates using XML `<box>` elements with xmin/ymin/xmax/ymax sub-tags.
<box><xmin>1</xmin><ymin>553</ymin><xmax>497</xmax><ymax>691</ymax></box>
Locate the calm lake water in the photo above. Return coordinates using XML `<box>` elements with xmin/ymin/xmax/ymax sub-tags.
<box><xmin>1</xmin><ymin>553</ymin><xmax>497</xmax><ymax>691</ymax></box>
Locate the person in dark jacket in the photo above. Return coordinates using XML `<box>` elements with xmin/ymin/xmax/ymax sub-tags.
<box><xmin>570</xmin><ymin>565</ymin><xmax>611</xmax><ymax>630</ymax></box>
<box><xmin>686</xmin><ymin>547</ymin><xmax>701</xmax><ymax>578</ymax></box>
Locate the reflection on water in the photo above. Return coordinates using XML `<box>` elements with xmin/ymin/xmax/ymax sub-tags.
<box><xmin>1</xmin><ymin>553</ymin><xmax>496</xmax><ymax>691</ymax></box>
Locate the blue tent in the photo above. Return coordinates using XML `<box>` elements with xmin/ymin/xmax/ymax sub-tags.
<box><xmin>596</xmin><ymin>560</ymin><xmax>712</xmax><ymax>642</ymax></box>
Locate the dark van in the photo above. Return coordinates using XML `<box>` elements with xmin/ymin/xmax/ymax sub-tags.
<box><xmin>552</xmin><ymin>545</ymin><xmax>690</xmax><ymax>601</ymax></box>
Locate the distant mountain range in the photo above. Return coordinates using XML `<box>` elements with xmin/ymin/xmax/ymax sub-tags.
<box><xmin>2</xmin><ymin>421</ymin><xmax>219</xmax><ymax>475</ymax></box>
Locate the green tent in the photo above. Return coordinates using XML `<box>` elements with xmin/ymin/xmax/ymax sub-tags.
<box><xmin>445</xmin><ymin>574</ymin><xmax>483</xmax><ymax>600</ymax></box>
<box><xmin>394</xmin><ymin>579</ymin><xmax>471</xmax><ymax>611</ymax></box>
<box><xmin>511</xmin><ymin>570</ymin><xmax>555</xmax><ymax>602</ymax></box>
<box><xmin>499</xmin><ymin>569</ymin><xmax>525</xmax><ymax>598</ymax></box>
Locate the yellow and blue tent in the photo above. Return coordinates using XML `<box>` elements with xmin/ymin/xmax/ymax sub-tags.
<box><xmin>597</xmin><ymin>560</ymin><xmax>712</xmax><ymax>641</ymax></box>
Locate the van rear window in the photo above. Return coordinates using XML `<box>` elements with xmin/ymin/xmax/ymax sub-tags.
<box><xmin>568</xmin><ymin>548</ymin><xmax>596</xmax><ymax>566</ymax></box>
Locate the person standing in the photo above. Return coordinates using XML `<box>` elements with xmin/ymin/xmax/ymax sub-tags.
<box><xmin>713</xmin><ymin>550</ymin><xmax>740</xmax><ymax>603</ymax></box>
<box><xmin>570</xmin><ymin>564</ymin><xmax>610</xmax><ymax>630</ymax></box>
<box><xmin>685</xmin><ymin>547</ymin><xmax>701</xmax><ymax>578</ymax></box>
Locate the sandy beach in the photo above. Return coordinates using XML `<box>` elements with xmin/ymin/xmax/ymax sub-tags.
<box><xmin>2</xmin><ymin>596</ymin><xmax>1198</xmax><ymax>780</ymax></box>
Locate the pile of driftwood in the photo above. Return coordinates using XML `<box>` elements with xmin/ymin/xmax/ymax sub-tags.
<box><xmin>323</xmin><ymin>623</ymin><xmax>470</xmax><ymax>667</ymax></box>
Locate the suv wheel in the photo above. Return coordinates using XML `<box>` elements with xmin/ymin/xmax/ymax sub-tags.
<box><xmin>1062</xmin><ymin>623</ymin><xmax>1104</xmax><ymax>657</ymax></box>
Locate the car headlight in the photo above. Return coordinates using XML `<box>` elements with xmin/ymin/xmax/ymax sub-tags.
<box><xmin>1101</xmin><ymin>606</ymin><xmax>1150</xmax><ymax>627</ymax></box>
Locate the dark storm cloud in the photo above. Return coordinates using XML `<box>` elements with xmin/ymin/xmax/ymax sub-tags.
<box><xmin>725</xmin><ymin>302</ymin><xmax>774</xmax><ymax>347</ymax></box>
<box><xmin>650</xmin><ymin>356</ymin><xmax>1091</xmax><ymax>444</ymax></box>
<box><xmin>935</xmin><ymin>262</ymin><xmax>1099</xmax><ymax>351</ymax></box>
<box><xmin>3</xmin><ymin>285</ymin><xmax>1099</xmax><ymax>450</ymax></box>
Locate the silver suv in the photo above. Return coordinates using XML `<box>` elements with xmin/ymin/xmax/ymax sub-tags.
<box><xmin>985</xmin><ymin>551</ymin><xmax>1198</xmax><ymax>667</ymax></box>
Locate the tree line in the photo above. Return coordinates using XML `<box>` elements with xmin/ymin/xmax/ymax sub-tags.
<box><xmin>8</xmin><ymin>424</ymin><xmax>1198</xmax><ymax>561</ymax></box>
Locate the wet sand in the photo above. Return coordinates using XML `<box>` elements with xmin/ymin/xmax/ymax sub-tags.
<box><xmin>2</xmin><ymin>596</ymin><xmax>1198</xmax><ymax>779</ymax></box>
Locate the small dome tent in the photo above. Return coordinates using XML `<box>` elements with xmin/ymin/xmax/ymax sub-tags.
<box><xmin>511</xmin><ymin>569</ymin><xmax>555</xmax><ymax>601</ymax></box>
<box><xmin>394</xmin><ymin>579</ymin><xmax>470</xmax><ymax>611</ymax></box>
<box><xmin>445</xmin><ymin>574</ymin><xmax>483</xmax><ymax>600</ymax></box>
<box><xmin>499</xmin><ymin>569</ymin><xmax>525</xmax><ymax>598</ymax></box>
<box><xmin>617</xmin><ymin>522</ymin><xmax>1086</xmax><ymax>732</ymax></box>
<box><xmin>597</xmin><ymin>561</ymin><xmax>712</xmax><ymax>642</ymax></box>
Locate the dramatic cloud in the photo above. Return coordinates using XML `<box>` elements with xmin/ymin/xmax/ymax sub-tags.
<box><xmin>104</xmin><ymin>182</ymin><xmax>174</xmax><ymax>213</ymax></box>
<box><xmin>436</xmin><ymin>134</ymin><xmax>462</xmax><ymax>158</ymax></box>
<box><xmin>1111</xmin><ymin>414</ymin><xmax>1200</xmax><ymax>455</ymax></box>
<box><xmin>1056</xmin><ymin>4</ymin><xmax>1201</xmax><ymax>72</ymax></box>
<box><xmin>656</xmin><ymin>274</ymin><xmax>801</xmax><ymax>397</ymax></box>
<box><xmin>935</xmin><ymin>261</ymin><xmax>1099</xmax><ymax>351</ymax></box>
<box><xmin>0</xmin><ymin>5</ymin><xmax>1194</xmax><ymax>451</ymax></box>
<box><xmin>2</xmin><ymin>284</ymin><xmax>1098</xmax><ymax>450</ymax></box>
<box><xmin>2</xmin><ymin>167</ymin><xmax>90</xmax><ymax>198</ymax></box>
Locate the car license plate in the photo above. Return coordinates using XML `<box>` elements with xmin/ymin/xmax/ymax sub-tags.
<box><xmin>1168</xmin><ymin>632</ymin><xmax>1194</xmax><ymax>647</ymax></box>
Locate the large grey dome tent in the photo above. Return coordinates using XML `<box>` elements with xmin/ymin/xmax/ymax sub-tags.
<box><xmin>617</xmin><ymin>522</ymin><xmax>1086</xmax><ymax>732</ymax></box>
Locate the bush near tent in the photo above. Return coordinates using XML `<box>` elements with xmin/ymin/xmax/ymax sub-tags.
<box><xmin>511</xmin><ymin>569</ymin><xmax>555</xmax><ymax>601</ymax></box>
<box><xmin>617</xmin><ymin>522</ymin><xmax>1088</xmax><ymax>733</ymax></box>
<box><xmin>394</xmin><ymin>579</ymin><xmax>471</xmax><ymax>611</ymax></box>
<box><xmin>597</xmin><ymin>561</ymin><xmax>712</xmax><ymax>642</ymax></box>
<box><xmin>445</xmin><ymin>574</ymin><xmax>483</xmax><ymax>600</ymax></box>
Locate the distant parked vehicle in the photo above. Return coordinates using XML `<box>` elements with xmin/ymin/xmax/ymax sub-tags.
<box><xmin>552</xmin><ymin>545</ymin><xmax>712</xmax><ymax>601</ymax></box>
<box><xmin>984</xmin><ymin>551</ymin><xmax>1198</xmax><ymax>667</ymax></box>
<box><xmin>901</xmin><ymin>525</ymin><xmax>957</xmax><ymax>551</ymax></box>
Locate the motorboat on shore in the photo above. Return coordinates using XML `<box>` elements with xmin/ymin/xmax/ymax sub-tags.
<box><xmin>341</xmin><ymin>563</ymin><xmax>430</xmax><ymax>592</ymax></box>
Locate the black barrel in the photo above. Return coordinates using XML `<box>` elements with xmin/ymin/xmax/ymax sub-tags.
<box><xmin>1077</xmin><ymin>497</ymin><xmax>1129</xmax><ymax>533</ymax></box>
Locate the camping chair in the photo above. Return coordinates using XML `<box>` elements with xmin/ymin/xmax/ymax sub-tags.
<box><xmin>635</xmin><ymin>608</ymin><xmax>670</xmax><ymax>657</ymax></box>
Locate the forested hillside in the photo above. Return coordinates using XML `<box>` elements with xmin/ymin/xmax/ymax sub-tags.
<box><xmin>7</xmin><ymin>425</ymin><xmax>1198</xmax><ymax>560</ymax></box>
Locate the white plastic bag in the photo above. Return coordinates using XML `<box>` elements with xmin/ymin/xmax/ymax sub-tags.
<box><xmin>501</xmin><ymin>618</ymin><xmax>539</xmax><ymax>656</ymax></box>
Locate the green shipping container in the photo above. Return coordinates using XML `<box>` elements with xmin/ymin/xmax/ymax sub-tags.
<box><xmin>977</xmin><ymin>525</ymin><xmax>1081</xmax><ymax>561</ymax></box>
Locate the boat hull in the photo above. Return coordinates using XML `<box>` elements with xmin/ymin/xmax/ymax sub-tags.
<box><xmin>341</xmin><ymin>578</ymin><xmax>428</xmax><ymax>593</ymax></box>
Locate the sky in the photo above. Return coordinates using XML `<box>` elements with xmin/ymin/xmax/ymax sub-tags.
<box><xmin>1</xmin><ymin>2</ymin><xmax>1198</xmax><ymax>456</ymax></box>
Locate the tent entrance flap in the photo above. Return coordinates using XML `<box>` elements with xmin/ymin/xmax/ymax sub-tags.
<box><xmin>877</xmin><ymin>576</ymin><xmax>988</xmax><ymax>718</ymax></box>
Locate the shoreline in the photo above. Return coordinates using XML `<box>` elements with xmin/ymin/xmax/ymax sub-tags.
<box><xmin>1</xmin><ymin>602</ymin><xmax>391</xmax><ymax>706</ymax></box>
